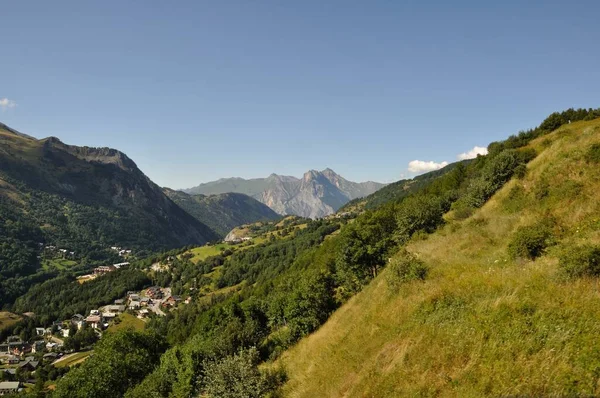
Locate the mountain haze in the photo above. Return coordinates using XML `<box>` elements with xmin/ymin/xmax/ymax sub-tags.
<box><xmin>185</xmin><ymin>168</ymin><xmax>385</xmax><ymax>218</ymax></box>
<box><xmin>162</xmin><ymin>189</ymin><xmax>280</xmax><ymax>237</ymax></box>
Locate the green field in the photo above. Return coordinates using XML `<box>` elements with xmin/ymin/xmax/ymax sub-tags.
<box><xmin>185</xmin><ymin>243</ymin><xmax>229</xmax><ymax>263</ymax></box>
<box><xmin>42</xmin><ymin>258</ymin><xmax>78</xmax><ymax>270</ymax></box>
<box><xmin>53</xmin><ymin>350</ymin><xmax>93</xmax><ymax>368</ymax></box>
<box><xmin>105</xmin><ymin>312</ymin><xmax>145</xmax><ymax>333</ymax></box>
<box><xmin>0</xmin><ymin>312</ymin><xmax>21</xmax><ymax>330</ymax></box>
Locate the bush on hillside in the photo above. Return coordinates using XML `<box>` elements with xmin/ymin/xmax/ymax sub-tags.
<box><xmin>539</xmin><ymin>112</ymin><xmax>567</xmax><ymax>133</ymax></box>
<box><xmin>202</xmin><ymin>347</ymin><xmax>286</xmax><ymax>398</ymax></box>
<box><xmin>453</xmin><ymin>148</ymin><xmax>534</xmax><ymax>216</ymax></box>
<box><xmin>503</xmin><ymin>185</ymin><xmax>528</xmax><ymax>213</ymax></box>
<box><xmin>533</xmin><ymin>179</ymin><xmax>550</xmax><ymax>201</ymax></box>
<box><xmin>507</xmin><ymin>222</ymin><xmax>555</xmax><ymax>260</ymax></box>
<box><xmin>559</xmin><ymin>245</ymin><xmax>600</xmax><ymax>279</ymax></box>
<box><xmin>387</xmin><ymin>250</ymin><xmax>428</xmax><ymax>290</ymax></box>
<box><xmin>585</xmin><ymin>143</ymin><xmax>600</xmax><ymax>163</ymax></box>
<box><xmin>514</xmin><ymin>164</ymin><xmax>527</xmax><ymax>179</ymax></box>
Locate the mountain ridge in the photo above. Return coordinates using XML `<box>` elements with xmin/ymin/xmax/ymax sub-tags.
<box><xmin>162</xmin><ymin>189</ymin><xmax>280</xmax><ymax>237</ymax></box>
<box><xmin>184</xmin><ymin>169</ymin><xmax>386</xmax><ymax>218</ymax></box>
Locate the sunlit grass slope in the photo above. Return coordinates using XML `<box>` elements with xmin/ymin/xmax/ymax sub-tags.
<box><xmin>280</xmin><ymin>119</ymin><xmax>600</xmax><ymax>397</ymax></box>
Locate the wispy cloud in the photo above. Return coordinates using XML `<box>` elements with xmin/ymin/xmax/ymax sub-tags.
<box><xmin>408</xmin><ymin>160</ymin><xmax>449</xmax><ymax>173</ymax></box>
<box><xmin>0</xmin><ymin>98</ymin><xmax>17</xmax><ymax>111</ymax></box>
<box><xmin>458</xmin><ymin>146</ymin><xmax>488</xmax><ymax>160</ymax></box>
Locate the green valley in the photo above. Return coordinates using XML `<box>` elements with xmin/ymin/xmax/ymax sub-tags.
<box><xmin>2</xmin><ymin>108</ymin><xmax>600</xmax><ymax>398</ymax></box>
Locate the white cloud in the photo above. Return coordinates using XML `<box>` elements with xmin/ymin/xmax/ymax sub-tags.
<box><xmin>458</xmin><ymin>146</ymin><xmax>488</xmax><ymax>160</ymax></box>
<box><xmin>0</xmin><ymin>98</ymin><xmax>17</xmax><ymax>110</ymax></box>
<box><xmin>408</xmin><ymin>160</ymin><xmax>449</xmax><ymax>173</ymax></box>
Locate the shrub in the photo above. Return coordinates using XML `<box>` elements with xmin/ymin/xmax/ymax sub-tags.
<box><xmin>451</xmin><ymin>203</ymin><xmax>474</xmax><ymax>220</ymax></box>
<box><xmin>552</xmin><ymin>180</ymin><xmax>583</xmax><ymax>201</ymax></box>
<box><xmin>533</xmin><ymin>179</ymin><xmax>550</xmax><ymax>201</ymax></box>
<box><xmin>514</xmin><ymin>164</ymin><xmax>527</xmax><ymax>179</ymax></box>
<box><xmin>559</xmin><ymin>245</ymin><xmax>600</xmax><ymax>279</ymax></box>
<box><xmin>202</xmin><ymin>347</ymin><xmax>286</xmax><ymax>398</ymax></box>
<box><xmin>503</xmin><ymin>185</ymin><xmax>527</xmax><ymax>213</ymax></box>
<box><xmin>508</xmin><ymin>222</ymin><xmax>555</xmax><ymax>260</ymax></box>
<box><xmin>541</xmin><ymin>138</ymin><xmax>553</xmax><ymax>148</ymax></box>
<box><xmin>387</xmin><ymin>250</ymin><xmax>428</xmax><ymax>289</ymax></box>
<box><xmin>585</xmin><ymin>143</ymin><xmax>600</xmax><ymax>163</ymax></box>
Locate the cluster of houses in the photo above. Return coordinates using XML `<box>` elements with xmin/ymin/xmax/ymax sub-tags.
<box><xmin>92</xmin><ymin>261</ymin><xmax>130</xmax><ymax>276</ymax></box>
<box><xmin>77</xmin><ymin>261</ymin><xmax>131</xmax><ymax>282</ymax></box>
<box><xmin>126</xmin><ymin>286</ymin><xmax>181</xmax><ymax>316</ymax></box>
<box><xmin>0</xmin><ymin>333</ymin><xmax>50</xmax><ymax>356</ymax></box>
<box><xmin>42</xmin><ymin>245</ymin><xmax>75</xmax><ymax>258</ymax></box>
<box><xmin>0</xmin><ymin>336</ymin><xmax>57</xmax><ymax>386</ymax></box>
<box><xmin>110</xmin><ymin>246</ymin><xmax>132</xmax><ymax>257</ymax></box>
<box><xmin>225</xmin><ymin>236</ymin><xmax>253</xmax><ymax>244</ymax></box>
<box><xmin>64</xmin><ymin>302</ymin><xmax>129</xmax><ymax>336</ymax></box>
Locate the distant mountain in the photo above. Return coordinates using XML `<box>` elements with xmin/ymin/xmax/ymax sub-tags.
<box><xmin>185</xmin><ymin>169</ymin><xmax>386</xmax><ymax>218</ymax></box>
<box><xmin>0</xmin><ymin>122</ymin><xmax>219</xmax><ymax>304</ymax></box>
<box><xmin>162</xmin><ymin>189</ymin><xmax>280</xmax><ymax>237</ymax></box>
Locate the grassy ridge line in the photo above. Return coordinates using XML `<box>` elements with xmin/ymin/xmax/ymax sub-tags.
<box><xmin>280</xmin><ymin>119</ymin><xmax>600</xmax><ymax>397</ymax></box>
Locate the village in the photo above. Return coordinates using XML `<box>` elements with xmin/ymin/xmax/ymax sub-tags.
<box><xmin>0</xmin><ymin>284</ymin><xmax>187</xmax><ymax>394</ymax></box>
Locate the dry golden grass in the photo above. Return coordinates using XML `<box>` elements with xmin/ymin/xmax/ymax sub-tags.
<box><xmin>0</xmin><ymin>311</ymin><xmax>22</xmax><ymax>330</ymax></box>
<box><xmin>279</xmin><ymin>118</ymin><xmax>600</xmax><ymax>397</ymax></box>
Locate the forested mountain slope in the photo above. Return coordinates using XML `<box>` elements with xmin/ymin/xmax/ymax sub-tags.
<box><xmin>280</xmin><ymin>117</ymin><xmax>600</xmax><ymax>396</ymax></box>
<box><xmin>0</xmin><ymin>124</ymin><xmax>218</xmax><ymax>306</ymax></box>
<box><xmin>162</xmin><ymin>189</ymin><xmax>280</xmax><ymax>237</ymax></box>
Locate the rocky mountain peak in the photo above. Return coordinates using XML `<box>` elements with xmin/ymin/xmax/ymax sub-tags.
<box><xmin>186</xmin><ymin>169</ymin><xmax>386</xmax><ymax>219</ymax></box>
<box><xmin>42</xmin><ymin>137</ymin><xmax>138</xmax><ymax>172</ymax></box>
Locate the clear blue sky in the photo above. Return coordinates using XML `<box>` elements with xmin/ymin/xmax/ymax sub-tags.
<box><xmin>1</xmin><ymin>1</ymin><xmax>599</xmax><ymax>188</ymax></box>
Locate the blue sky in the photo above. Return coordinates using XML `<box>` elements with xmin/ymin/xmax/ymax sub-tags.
<box><xmin>1</xmin><ymin>1</ymin><xmax>599</xmax><ymax>188</ymax></box>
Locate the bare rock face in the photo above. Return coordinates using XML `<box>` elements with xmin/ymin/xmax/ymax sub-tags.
<box><xmin>185</xmin><ymin>169</ymin><xmax>386</xmax><ymax>219</ymax></box>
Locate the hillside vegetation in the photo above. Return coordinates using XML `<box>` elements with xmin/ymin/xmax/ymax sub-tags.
<box><xmin>33</xmin><ymin>107</ymin><xmax>600</xmax><ymax>398</ymax></box>
<box><xmin>162</xmin><ymin>189</ymin><xmax>280</xmax><ymax>237</ymax></box>
<box><xmin>0</xmin><ymin>125</ymin><xmax>218</xmax><ymax>307</ymax></box>
<box><xmin>280</xmin><ymin>117</ymin><xmax>600</xmax><ymax>396</ymax></box>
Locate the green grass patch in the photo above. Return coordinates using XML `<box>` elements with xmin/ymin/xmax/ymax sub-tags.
<box><xmin>184</xmin><ymin>244</ymin><xmax>229</xmax><ymax>263</ymax></box>
<box><xmin>105</xmin><ymin>312</ymin><xmax>145</xmax><ymax>333</ymax></box>
<box><xmin>42</xmin><ymin>258</ymin><xmax>78</xmax><ymax>270</ymax></box>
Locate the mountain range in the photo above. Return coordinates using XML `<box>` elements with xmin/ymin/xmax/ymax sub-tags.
<box><xmin>0</xmin><ymin>122</ymin><xmax>281</xmax><ymax>304</ymax></box>
<box><xmin>184</xmin><ymin>169</ymin><xmax>386</xmax><ymax>218</ymax></box>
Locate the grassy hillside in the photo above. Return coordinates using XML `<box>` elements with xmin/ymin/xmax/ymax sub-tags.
<box><xmin>163</xmin><ymin>189</ymin><xmax>280</xmax><ymax>237</ymax></box>
<box><xmin>280</xmin><ymin>118</ymin><xmax>600</xmax><ymax>396</ymax></box>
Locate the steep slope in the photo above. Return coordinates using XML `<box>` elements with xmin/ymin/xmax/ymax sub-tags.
<box><xmin>0</xmin><ymin>123</ymin><xmax>218</xmax><ymax>304</ymax></box>
<box><xmin>280</xmin><ymin>118</ymin><xmax>600</xmax><ymax>396</ymax></box>
<box><xmin>162</xmin><ymin>189</ymin><xmax>280</xmax><ymax>237</ymax></box>
<box><xmin>341</xmin><ymin>160</ymin><xmax>472</xmax><ymax>212</ymax></box>
<box><xmin>185</xmin><ymin>169</ymin><xmax>385</xmax><ymax>218</ymax></box>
